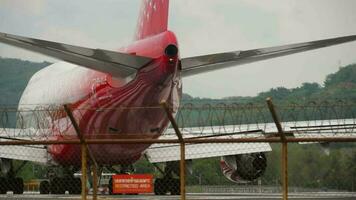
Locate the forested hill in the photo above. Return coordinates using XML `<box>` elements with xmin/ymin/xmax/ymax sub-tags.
<box><xmin>183</xmin><ymin>63</ymin><xmax>356</xmax><ymax>103</ymax></box>
<box><xmin>0</xmin><ymin>57</ymin><xmax>50</xmax><ymax>105</ymax></box>
<box><xmin>1</xmin><ymin>57</ymin><xmax>356</xmax><ymax>106</ymax></box>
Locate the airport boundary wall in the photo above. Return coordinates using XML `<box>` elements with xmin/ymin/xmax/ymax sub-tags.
<box><xmin>0</xmin><ymin>99</ymin><xmax>356</xmax><ymax>200</ymax></box>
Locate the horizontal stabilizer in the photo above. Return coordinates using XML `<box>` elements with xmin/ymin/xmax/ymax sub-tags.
<box><xmin>181</xmin><ymin>35</ymin><xmax>356</xmax><ymax>77</ymax></box>
<box><xmin>0</xmin><ymin>32</ymin><xmax>152</xmax><ymax>78</ymax></box>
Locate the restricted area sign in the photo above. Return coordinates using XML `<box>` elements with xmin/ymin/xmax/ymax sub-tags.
<box><xmin>112</xmin><ymin>174</ymin><xmax>153</xmax><ymax>194</ymax></box>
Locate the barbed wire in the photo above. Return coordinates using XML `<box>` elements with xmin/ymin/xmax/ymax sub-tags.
<box><xmin>0</xmin><ymin>100</ymin><xmax>355</xmax><ymax>139</ymax></box>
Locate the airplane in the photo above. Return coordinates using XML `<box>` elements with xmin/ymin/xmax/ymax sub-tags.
<box><xmin>0</xmin><ymin>0</ymin><xmax>356</xmax><ymax>196</ymax></box>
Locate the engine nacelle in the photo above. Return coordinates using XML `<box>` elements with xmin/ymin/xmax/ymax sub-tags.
<box><xmin>220</xmin><ymin>153</ymin><xmax>267</xmax><ymax>183</ymax></box>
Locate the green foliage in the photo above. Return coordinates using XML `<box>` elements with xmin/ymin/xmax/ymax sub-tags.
<box><xmin>134</xmin><ymin>159</ymin><xmax>156</xmax><ymax>174</ymax></box>
<box><xmin>324</xmin><ymin>64</ymin><xmax>356</xmax><ymax>88</ymax></box>
<box><xmin>183</xmin><ymin>64</ymin><xmax>356</xmax><ymax>103</ymax></box>
<box><xmin>187</xmin><ymin>158</ymin><xmax>232</xmax><ymax>185</ymax></box>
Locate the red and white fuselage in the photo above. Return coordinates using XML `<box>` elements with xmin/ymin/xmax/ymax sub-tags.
<box><xmin>19</xmin><ymin>31</ymin><xmax>181</xmax><ymax>166</ymax></box>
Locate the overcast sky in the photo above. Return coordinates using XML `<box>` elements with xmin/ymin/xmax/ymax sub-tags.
<box><xmin>1</xmin><ymin>0</ymin><xmax>356</xmax><ymax>98</ymax></box>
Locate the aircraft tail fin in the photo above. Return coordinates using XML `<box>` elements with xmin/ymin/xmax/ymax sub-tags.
<box><xmin>135</xmin><ymin>0</ymin><xmax>169</xmax><ymax>40</ymax></box>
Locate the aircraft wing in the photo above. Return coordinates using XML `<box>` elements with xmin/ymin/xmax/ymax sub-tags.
<box><xmin>181</xmin><ymin>35</ymin><xmax>356</xmax><ymax>77</ymax></box>
<box><xmin>286</xmin><ymin>118</ymin><xmax>356</xmax><ymax>144</ymax></box>
<box><xmin>0</xmin><ymin>32</ymin><xmax>152</xmax><ymax>78</ymax></box>
<box><xmin>145</xmin><ymin>130</ymin><xmax>272</xmax><ymax>163</ymax></box>
<box><xmin>145</xmin><ymin>118</ymin><xmax>356</xmax><ymax>163</ymax></box>
<box><xmin>0</xmin><ymin>129</ymin><xmax>49</xmax><ymax>164</ymax></box>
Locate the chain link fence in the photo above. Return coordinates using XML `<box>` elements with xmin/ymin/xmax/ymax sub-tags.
<box><xmin>0</xmin><ymin>100</ymin><xmax>355</xmax><ymax>199</ymax></box>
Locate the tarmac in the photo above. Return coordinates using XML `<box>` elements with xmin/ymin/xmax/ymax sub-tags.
<box><xmin>0</xmin><ymin>192</ymin><xmax>356</xmax><ymax>200</ymax></box>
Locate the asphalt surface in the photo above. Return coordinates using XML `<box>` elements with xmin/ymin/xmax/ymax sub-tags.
<box><xmin>0</xmin><ymin>192</ymin><xmax>356</xmax><ymax>200</ymax></box>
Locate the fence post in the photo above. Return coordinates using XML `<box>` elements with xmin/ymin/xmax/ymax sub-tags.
<box><xmin>179</xmin><ymin>142</ymin><xmax>186</xmax><ymax>199</ymax></box>
<box><xmin>64</xmin><ymin>104</ymin><xmax>88</xmax><ymax>200</ymax></box>
<box><xmin>161</xmin><ymin>102</ymin><xmax>186</xmax><ymax>200</ymax></box>
<box><xmin>81</xmin><ymin>143</ymin><xmax>88</xmax><ymax>200</ymax></box>
<box><xmin>92</xmin><ymin>164</ymin><xmax>98</xmax><ymax>200</ymax></box>
<box><xmin>281</xmin><ymin>140</ymin><xmax>288</xmax><ymax>199</ymax></box>
<box><xmin>266</xmin><ymin>98</ymin><xmax>288</xmax><ymax>200</ymax></box>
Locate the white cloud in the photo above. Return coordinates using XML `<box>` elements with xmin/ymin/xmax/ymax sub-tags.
<box><xmin>1</xmin><ymin>0</ymin><xmax>356</xmax><ymax>98</ymax></box>
<box><xmin>170</xmin><ymin>0</ymin><xmax>356</xmax><ymax>98</ymax></box>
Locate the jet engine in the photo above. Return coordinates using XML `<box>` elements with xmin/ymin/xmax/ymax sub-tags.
<box><xmin>220</xmin><ymin>153</ymin><xmax>267</xmax><ymax>183</ymax></box>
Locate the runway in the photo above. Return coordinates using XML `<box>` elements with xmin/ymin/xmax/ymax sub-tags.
<box><xmin>0</xmin><ymin>192</ymin><xmax>356</xmax><ymax>200</ymax></box>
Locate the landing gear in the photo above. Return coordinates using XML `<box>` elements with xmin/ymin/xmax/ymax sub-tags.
<box><xmin>154</xmin><ymin>178</ymin><xmax>167</xmax><ymax>195</ymax></box>
<box><xmin>39</xmin><ymin>181</ymin><xmax>50</xmax><ymax>194</ymax></box>
<box><xmin>0</xmin><ymin>159</ymin><xmax>25</xmax><ymax>194</ymax></box>
<box><xmin>39</xmin><ymin>166</ymin><xmax>81</xmax><ymax>194</ymax></box>
<box><xmin>170</xmin><ymin>179</ymin><xmax>180</xmax><ymax>195</ymax></box>
<box><xmin>0</xmin><ymin>177</ymin><xmax>24</xmax><ymax>194</ymax></box>
<box><xmin>0</xmin><ymin>177</ymin><xmax>6</xmax><ymax>194</ymax></box>
<box><xmin>154</xmin><ymin>177</ymin><xmax>180</xmax><ymax>195</ymax></box>
<box><xmin>11</xmin><ymin>178</ymin><xmax>24</xmax><ymax>194</ymax></box>
<box><xmin>49</xmin><ymin>177</ymin><xmax>65</xmax><ymax>194</ymax></box>
<box><xmin>153</xmin><ymin>161</ymin><xmax>181</xmax><ymax>195</ymax></box>
<box><xmin>68</xmin><ymin>177</ymin><xmax>81</xmax><ymax>194</ymax></box>
<box><xmin>43</xmin><ymin>177</ymin><xmax>81</xmax><ymax>194</ymax></box>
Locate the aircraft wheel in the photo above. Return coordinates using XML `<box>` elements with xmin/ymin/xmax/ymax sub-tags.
<box><xmin>12</xmin><ymin>178</ymin><xmax>24</xmax><ymax>194</ymax></box>
<box><xmin>0</xmin><ymin>177</ymin><xmax>7</xmax><ymax>194</ymax></box>
<box><xmin>50</xmin><ymin>177</ymin><xmax>65</xmax><ymax>194</ymax></box>
<box><xmin>169</xmin><ymin>178</ymin><xmax>180</xmax><ymax>195</ymax></box>
<box><xmin>154</xmin><ymin>178</ymin><xmax>168</xmax><ymax>195</ymax></box>
<box><xmin>68</xmin><ymin>178</ymin><xmax>81</xmax><ymax>194</ymax></box>
<box><xmin>39</xmin><ymin>180</ymin><xmax>50</xmax><ymax>194</ymax></box>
